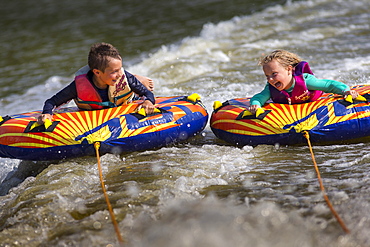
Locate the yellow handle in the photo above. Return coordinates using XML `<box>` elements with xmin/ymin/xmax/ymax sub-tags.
<box><xmin>255</xmin><ymin>108</ymin><xmax>265</xmax><ymax>118</ymax></box>
<box><xmin>241</xmin><ymin>110</ymin><xmax>253</xmax><ymax>118</ymax></box>
<box><xmin>241</xmin><ymin>108</ymin><xmax>265</xmax><ymax>118</ymax></box>
<box><xmin>137</xmin><ymin>108</ymin><xmax>146</xmax><ymax>116</ymax></box>
<box><xmin>137</xmin><ymin>107</ymin><xmax>161</xmax><ymax>116</ymax></box>
<box><xmin>345</xmin><ymin>95</ymin><xmax>353</xmax><ymax>103</ymax></box>
<box><xmin>30</xmin><ymin>118</ymin><xmax>53</xmax><ymax>130</ymax></box>
<box><xmin>30</xmin><ymin>122</ymin><xmax>38</xmax><ymax>130</ymax></box>
<box><xmin>44</xmin><ymin>119</ymin><xmax>52</xmax><ymax>129</ymax></box>
<box><xmin>355</xmin><ymin>95</ymin><xmax>367</xmax><ymax>101</ymax></box>
<box><xmin>187</xmin><ymin>93</ymin><xmax>201</xmax><ymax>102</ymax></box>
<box><xmin>213</xmin><ymin>101</ymin><xmax>222</xmax><ymax>110</ymax></box>
<box><xmin>345</xmin><ymin>94</ymin><xmax>367</xmax><ymax>103</ymax></box>
<box><xmin>0</xmin><ymin>116</ymin><xmax>3</xmax><ymax>122</ymax></box>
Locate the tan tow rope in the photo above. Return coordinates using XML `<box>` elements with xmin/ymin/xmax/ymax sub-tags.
<box><xmin>94</xmin><ymin>142</ymin><xmax>124</xmax><ymax>244</ymax></box>
<box><xmin>302</xmin><ymin>131</ymin><xmax>350</xmax><ymax>234</ymax></box>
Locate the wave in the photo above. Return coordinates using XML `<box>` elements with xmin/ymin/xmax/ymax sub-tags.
<box><xmin>128</xmin><ymin>0</ymin><xmax>370</xmax><ymax>103</ymax></box>
<box><xmin>1</xmin><ymin>0</ymin><xmax>369</xmax><ymax>115</ymax></box>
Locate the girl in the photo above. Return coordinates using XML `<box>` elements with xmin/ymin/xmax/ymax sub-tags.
<box><xmin>249</xmin><ymin>50</ymin><xmax>359</xmax><ymax>114</ymax></box>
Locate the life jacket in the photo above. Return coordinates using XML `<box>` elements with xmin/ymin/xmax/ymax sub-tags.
<box><xmin>74</xmin><ymin>68</ymin><xmax>135</xmax><ymax>110</ymax></box>
<box><xmin>269</xmin><ymin>61</ymin><xmax>323</xmax><ymax>104</ymax></box>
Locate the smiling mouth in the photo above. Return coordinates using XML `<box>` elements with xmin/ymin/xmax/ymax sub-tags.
<box><xmin>274</xmin><ymin>81</ymin><xmax>282</xmax><ymax>89</ymax></box>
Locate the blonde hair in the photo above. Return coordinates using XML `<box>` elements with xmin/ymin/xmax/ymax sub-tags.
<box><xmin>258</xmin><ymin>50</ymin><xmax>302</xmax><ymax>69</ymax></box>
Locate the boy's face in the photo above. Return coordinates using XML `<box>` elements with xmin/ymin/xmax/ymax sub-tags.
<box><xmin>263</xmin><ymin>59</ymin><xmax>293</xmax><ymax>91</ymax></box>
<box><xmin>94</xmin><ymin>58</ymin><xmax>123</xmax><ymax>87</ymax></box>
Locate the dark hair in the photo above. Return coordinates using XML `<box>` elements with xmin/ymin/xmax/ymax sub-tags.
<box><xmin>88</xmin><ymin>42</ymin><xmax>122</xmax><ymax>72</ymax></box>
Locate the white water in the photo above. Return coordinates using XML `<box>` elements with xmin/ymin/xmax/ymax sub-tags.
<box><xmin>1</xmin><ymin>0</ymin><xmax>370</xmax><ymax>246</ymax></box>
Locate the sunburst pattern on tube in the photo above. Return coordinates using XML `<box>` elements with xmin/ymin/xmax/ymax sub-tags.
<box><xmin>0</xmin><ymin>96</ymin><xmax>208</xmax><ymax>160</ymax></box>
<box><xmin>211</xmin><ymin>85</ymin><xmax>370</xmax><ymax>146</ymax></box>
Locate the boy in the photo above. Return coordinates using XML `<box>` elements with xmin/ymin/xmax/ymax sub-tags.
<box><xmin>38</xmin><ymin>42</ymin><xmax>155</xmax><ymax>124</ymax></box>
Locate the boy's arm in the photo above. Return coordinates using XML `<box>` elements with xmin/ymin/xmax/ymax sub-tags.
<box><xmin>125</xmin><ymin>71</ymin><xmax>155</xmax><ymax>104</ymax></box>
<box><xmin>42</xmin><ymin>81</ymin><xmax>77</xmax><ymax>114</ymax></box>
<box><xmin>78</xmin><ymin>65</ymin><xmax>154</xmax><ymax>91</ymax></box>
<box><xmin>38</xmin><ymin>82</ymin><xmax>77</xmax><ymax>124</ymax></box>
<box><xmin>132</xmin><ymin>74</ymin><xmax>154</xmax><ymax>91</ymax></box>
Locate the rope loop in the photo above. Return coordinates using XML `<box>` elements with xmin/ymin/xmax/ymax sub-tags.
<box><xmin>94</xmin><ymin>142</ymin><xmax>124</xmax><ymax>244</ymax></box>
<box><xmin>302</xmin><ymin>131</ymin><xmax>350</xmax><ymax>234</ymax></box>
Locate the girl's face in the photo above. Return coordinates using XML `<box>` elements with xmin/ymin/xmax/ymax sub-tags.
<box><xmin>93</xmin><ymin>58</ymin><xmax>123</xmax><ymax>87</ymax></box>
<box><xmin>263</xmin><ymin>59</ymin><xmax>294</xmax><ymax>91</ymax></box>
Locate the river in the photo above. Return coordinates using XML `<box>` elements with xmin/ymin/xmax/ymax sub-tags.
<box><xmin>1</xmin><ymin>0</ymin><xmax>370</xmax><ymax>246</ymax></box>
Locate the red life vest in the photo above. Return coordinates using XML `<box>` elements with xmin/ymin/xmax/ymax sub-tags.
<box><xmin>269</xmin><ymin>61</ymin><xmax>323</xmax><ymax>104</ymax></box>
<box><xmin>74</xmin><ymin>69</ymin><xmax>134</xmax><ymax>110</ymax></box>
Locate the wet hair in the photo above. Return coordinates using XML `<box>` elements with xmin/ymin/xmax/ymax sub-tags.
<box><xmin>88</xmin><ymin>42</ymin><xmax>122</xmax><ymax>72</ymax></box>
<box><xmin>258</xmin><ymin>49</ymin><xmax>302</xmax><ymax>69</ymax></box>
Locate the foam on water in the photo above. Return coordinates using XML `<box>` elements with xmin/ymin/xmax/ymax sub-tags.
<box><xmin>1</xmin><ymin>0</ymin><xmax>370</xmax><ymax>246</ymax></box>
<box><xmin>127</xmin><ymin>0</ymin><xmax>370</xmax><ymax>109</ymax></box>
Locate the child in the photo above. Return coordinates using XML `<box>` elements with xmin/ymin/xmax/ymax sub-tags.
<box><xmin>37</xmin><ymin>42</ymin><xmax>155</xmax><ymax>124</ymax></box>
<box><xmin>249</xmin><ymin>49</ymin><xmax>359</xmax><ymax>114</ymax></box>
<box><xmin>74</xmin><ymin>64</ymin><xmax>155</xmax><ymax>92</ymax></box>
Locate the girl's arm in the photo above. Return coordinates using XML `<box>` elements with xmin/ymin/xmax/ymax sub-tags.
<box><xmin>304</xmin><ymin>74</ymin><xmax>349</xmax><ymax>94</ymax></box>
<box><xmin>249</xmin><ymin>84</ymin><xmax>271</xmax><ymax>113</ymax></box>
<box><xmin>250</xmin><ymin>84</ymin><xmax>271</xmax><ymax>107</ymax></box>
<box><xmin>304</xmin><ymin>73</ymin><xmax>359</xmax><ymax>98</ymax></box>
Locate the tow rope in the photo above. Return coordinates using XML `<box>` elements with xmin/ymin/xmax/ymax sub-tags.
<box><xmin>302</xmin><ymin>131</ymin><xmax>350</xmax><ymax>234</ymax></box>
<box><xmin>94</xmin><ymin>142</ymin><xmax>124</xmax><ymax>244</ymax></box>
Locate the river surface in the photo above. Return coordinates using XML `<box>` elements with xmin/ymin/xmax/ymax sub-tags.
<box><xmin>1</xmin><ymin>0</ymin><xmax>370</xmax><ymax>246</ymax></box>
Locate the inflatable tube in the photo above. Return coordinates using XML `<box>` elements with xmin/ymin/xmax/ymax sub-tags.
<box><xmin>0</xmin><ymin>95</ymin><xmax>208</xmax><ymax>161</ymax></box>
<box><xmin>210</xmin><ymin>85</ymin><xmax>370</xmax><ymax>146</ymax></box>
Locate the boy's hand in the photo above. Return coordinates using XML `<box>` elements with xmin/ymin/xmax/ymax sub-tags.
<box><xmin>37</xmin><ymin>114</ymin><xmax>52</xmax><ymax>125</ymax></box>
<box><xmin>142</xmin><ymin>100</ymin><xmax>155</xmax><ymax>115</ymax></box>
<box><xmin>134</xmin><ymin>74</ymin><xmax>154</xmax><ymax>91</ymax></box>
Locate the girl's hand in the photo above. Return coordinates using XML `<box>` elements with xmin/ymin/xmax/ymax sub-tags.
<box><xmin>344</xmin><ymin>90</ymin><xmax>359</xmax><ymax>99</ymax></box>
<box><xmin>249</xmin><ymin>105</ymin><xmax>261</xmax><ymax>114</ymax></box>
